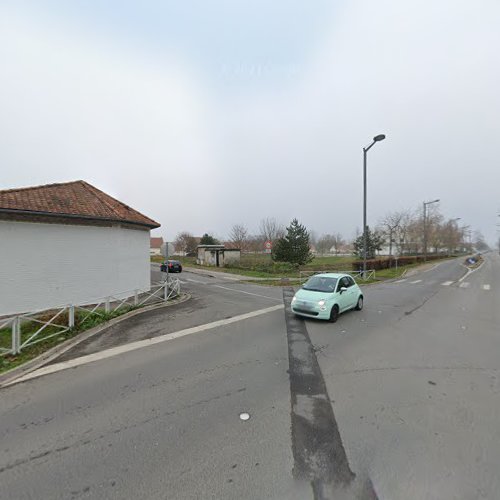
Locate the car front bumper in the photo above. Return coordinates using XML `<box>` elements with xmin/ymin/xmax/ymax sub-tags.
<box><xmin>291</xmin><ymin>304</ymin><xmax>330</xmax><ymax>320</ymax></box>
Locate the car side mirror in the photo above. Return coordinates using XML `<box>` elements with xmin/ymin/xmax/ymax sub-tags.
<box><xmin>340</xmin><ymin>287</ymin><xmax>347</xmax><ymax>293</ymax></box>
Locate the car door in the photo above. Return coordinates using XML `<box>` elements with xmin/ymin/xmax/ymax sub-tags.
<box><xmin>336</xmin><ymin>277</ymin><xmax>352</xmax><ymax>312</ymax></box>
<box><xmin>344</xmin><ymin>276</ymin><xmax>358</xmax><ymax>308</ymax></box>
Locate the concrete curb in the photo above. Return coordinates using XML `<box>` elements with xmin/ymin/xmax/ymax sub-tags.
<box><xmin>0</xmin><ymin>293</ymin><xmax>191</xmax><ymax>388</ymax></box>
<box><xmin>458</xmin><ymin>258</ymin><xmax>485</xmax><ymax>282</ymax></box>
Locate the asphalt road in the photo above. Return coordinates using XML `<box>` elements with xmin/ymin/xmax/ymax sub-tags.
<box><xmin>1</xmin><ymin>255</ymin><xmax>499</xmax><ymax>499</ymax></box>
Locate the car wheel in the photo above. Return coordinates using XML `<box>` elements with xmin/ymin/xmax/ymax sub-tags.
<box><xmin>355</xmin><ymin>296</ymin><xmax>363</xmax><ymax>311</ymax></box>
<box><xmin>329</xmin><ymin>305</ymin><xmax>339</xmax><ymax>323</ymax></box>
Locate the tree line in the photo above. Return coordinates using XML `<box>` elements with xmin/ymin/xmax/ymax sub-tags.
<box><xmin>172</xmin><ymin>206</ymin><xmax>487</xmax><ymax>262</ymax></box>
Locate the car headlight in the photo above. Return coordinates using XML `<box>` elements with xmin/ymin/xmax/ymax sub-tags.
<box><xmin>318</xmin><ymin>300</ymin><xmax>326</xmax><ymax>307</ymax></box>
<box><xmin>291</xmin><ymin>296</ymin><xmax>297</xmax><ymax>304</ymax></box>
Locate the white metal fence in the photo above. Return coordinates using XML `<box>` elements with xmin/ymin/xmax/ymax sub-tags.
<box><xmin>299</xmin><ymin>269</ymin><xmax>375</xmax><ymax>284</ymax></box>
<box><xmin>0</xmin><ymin>279</ymin><xmax>180</xmax><ymax>357</ymax></box>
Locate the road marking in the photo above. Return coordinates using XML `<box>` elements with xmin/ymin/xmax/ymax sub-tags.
<box><xmin>410</xmin><ymin>280</ymin><xmax>422</xmax><ymax>284</ymax></box>
<box><xmin>213</xmin><ymin>284</ymin><xmax>282</xmax><ymax>302</ymax></box>
<box><xmin>185</xmin><ymin>278</ymin><xmax>209</xmax><ymax>285</ymax></box>
<box><xmin>441</xmin><ymin>281</ymin><xmax>454</xmax><ymax>286</ymax></box>
<box><xmin>423</xmin><ymin>262</ymin><xmax>442</xmax><ymax>272</ymax></box>
<box><xmin>7</xmin><ymin>305</ymin><xmax>285</xmax><ymax>386</ymax></box>
<box><xmin>394</xmin><ymin>279</ymin><xmax>407</xmax><ymax>283</ymax></box>
<box><xmin>458</xmin><ymin>259</ymin><xmax>484</xmax><ymax>282</ymax></box>
<box><xmin>459</xmin><ymin>282</ymin><xmax>470</xmax><ymax>288</ymax></box>
<box><xmin>483</xmin><ymin>284</ymin><xmax>491</xmax><ymax>290</ymax></box>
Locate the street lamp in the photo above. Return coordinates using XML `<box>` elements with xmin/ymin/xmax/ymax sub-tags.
<box><xmin>460</xmin><ymin>224</ymin><xmax>471</xmax><ymax>253</ymax></box>
<box><xmin>362</xmin><ymin>133</ymin><xmax>386</xmax><ymax>277</ymax></box>
<box><xmin>449</xmin><ymin>218</ymin><xmax>461</xmax><ymax>254</ymax></box>
<box><xmin>423</xmin><ymin>199</ymin><xmax>440</xmax><ymax>261</ymax></box>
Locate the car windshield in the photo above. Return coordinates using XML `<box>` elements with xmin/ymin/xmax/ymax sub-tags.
<box><xmin>302</xmin><ymin>276</ymin><xmax>337</xmax><ymax>292</ymax></box>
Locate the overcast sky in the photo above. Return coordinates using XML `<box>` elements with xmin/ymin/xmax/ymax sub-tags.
<box><xmin>1</xmin><ymin>0</ymin><xmax>499</xmax><ymax>244</ymax></box>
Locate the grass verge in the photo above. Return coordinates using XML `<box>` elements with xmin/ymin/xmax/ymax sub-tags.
<box><xmin>1</xmin><ymin>306</ymin><xmax>138</xmax><ymax>375</ymax></box>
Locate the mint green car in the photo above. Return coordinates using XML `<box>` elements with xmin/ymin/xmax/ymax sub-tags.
<box><xmin>291</xmin><ymin>273</ymin><xmax>364</xmax><ymax>322</ymax></box>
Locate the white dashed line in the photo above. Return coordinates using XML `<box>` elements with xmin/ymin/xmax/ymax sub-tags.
<box><xmin>185</xmin><ymin>278</ymin><xmax>210</xmax><ymax>285</ymax></box>
<box><xmin>459</xmin><ymin>282</ymin><xmax>470</xmax><ymax>288</ymax></box>
<box><xmin>483</xmin><ymin>284</ymin><xmax>491</xmax><ymax>291</ymax></box>
<box><xmin>441</xmin><ymin>281</ymin><xmax>454</xmax><ymax>286</ymax></box>
<box><xmin>213</xmin><ymin>285</ymin><xmax>282</xmax><ymax>302</ymax></box>
<box><xmin>394</xmin><ymin>279</ymin><xmax>407</xmax><ymax>283</ymax></box>
<box><xmin>410</xmin><ymin>280</ymin><xmax>422</xmax><ymax>284</ymax></box>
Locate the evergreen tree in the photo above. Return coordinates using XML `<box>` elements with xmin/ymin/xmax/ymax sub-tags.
<box><xmin>199</xmin><ymin>233</ymin><xmax>219</xmax><ymax>245</ymax></box>
<box><xmin>272</xmin><ymin>218</ymin><xmax>313</xmax><ymax>265</ymax></box>
<box><xmin>353</xmin><ymin>226</ymin><xmax>385</xmax><ymax>259</ymax></box>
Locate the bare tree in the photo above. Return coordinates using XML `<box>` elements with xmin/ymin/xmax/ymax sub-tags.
<box><xmin>246</xmin><ymin>234</ymin><xmax>265</xmax><ymax>253</ymax></box>
<box><xmin>174</xmin><ymin>231</ymin><xmax>198</xmax><ymax>256</ymax></box>
<box><xmin>474</xmin><ymin>230</ymin><xmax>489</xmax><ymax>252</ymax></box>
<box><xmin>331</xmin><ymin>233</ymin><xmax>345</xmax><ymax>255</ymax></box>
<box><xmin>426</xmin><ymin>208</ymin><xmax>444</xmax><ymax>254</ymax></box>
<box><xmin>379</xmin><ymin>210</ymin><xmax>409</xmax><ymax>257</ymax></box>
<box><xmin>309</xmin><ymin>230</ymin><xmax>318</xmax><ymax>248</ymax></box>
<box><xmin>229</xmin><ymin>224</ymin><xmax>249</xmax><ymax>251</ymax></box>
<box><xmin>316</xmin><ymin>234</ymin><xmax>335</xmax><ymax>255</ymax></box>
<box><xmin>259</xmin><ymin>217</ymin><xmax>285</xmax><ymax>243</ymax></box>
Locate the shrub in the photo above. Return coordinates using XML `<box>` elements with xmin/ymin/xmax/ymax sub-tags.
<box><xmin>351</xmin><ymin>254</ymin><xmax>450</xmax><ymax>271</ymax></box>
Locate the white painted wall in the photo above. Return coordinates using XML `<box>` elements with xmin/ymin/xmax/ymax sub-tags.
<box><xmin>0</xmin><ymin>220</ymin><xmax>151</xmax><ymax>315</ymax></box>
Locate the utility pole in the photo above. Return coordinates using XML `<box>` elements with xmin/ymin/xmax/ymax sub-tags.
<box><xmin>423</xmin><ymin>199</ymin><xmax>440</xmax><ymax>261</ymax></box>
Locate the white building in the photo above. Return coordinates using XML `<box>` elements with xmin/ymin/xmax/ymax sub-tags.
<box><xmin>0</xmin><ymin>180</ymin><xmax>160</xmax><ymax>316</ymax></box>
<box><xmin>150</xmin><ymin>237</ymin><xmax>164</xmax><ymax>256</ymax></box>
<box><xmin>197</xmin><ymin>245</ymin><xmax>241</xmax><ymax>267</ymax></box>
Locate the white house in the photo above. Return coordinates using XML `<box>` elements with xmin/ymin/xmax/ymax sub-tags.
<box><xmin>0</xmin><ymin>180</ymin><xmax>160</xmax><ymax>316</ymax></box>
<box><xmin>150</xmin><ymin>237</ymin><xmax>164</xmax><ymax>256</ymax></box>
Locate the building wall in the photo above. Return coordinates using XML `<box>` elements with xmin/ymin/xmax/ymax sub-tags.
<box><xmin>223</xmin><ymin>250</ymin><xmax>240</xmax><ymax>265</ymax></box>
<box><xmin>150</xmin><ymin>247</ymin><xmax>162</xmax><ymax>256</ymax></box>
<box><xmin>196</xmin><ymin>248</ymin><xmax>241</xmax><ymax>267</ymax></box>
<box><xmin>0</xmin><ymin>220</ymin><xmax>150</xmax><ymax>315</ymax></box>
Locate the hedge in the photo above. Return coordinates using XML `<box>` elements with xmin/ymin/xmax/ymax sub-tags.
<box><xmin>351</xmin><ymin>254</ymin><xmax>451</xmax><ymax>271</ymax></box>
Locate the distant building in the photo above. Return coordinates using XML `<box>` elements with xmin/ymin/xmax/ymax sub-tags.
<box><xmin>150</xmin><ymin>237</ymin><xmax>164</xmax><ymax>256</ymax></box>
<box><xmin>197</xmin><ymin>245</ymin><xmax>241</xmax><ymax>267</ymax></box>
<box><xmin>0</xmin><ymin>180</ymin><xmax>160</xmax><ymax>315</ymax></box>
<box><xmin>328</xmin><ymin>244</ymin><xmax>354</xmax><ymax>256</ymax></box>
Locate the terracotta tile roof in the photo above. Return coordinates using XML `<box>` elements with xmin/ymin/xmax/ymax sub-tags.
<box><xmin>0</xmin><ymin>180</ymin><xmax>160</xmax><ymax>228</ymax></box>
<box><xmin>150</xmin><ymin>237</ymin><xmax>164</xmax><ymax>248</ymax></box>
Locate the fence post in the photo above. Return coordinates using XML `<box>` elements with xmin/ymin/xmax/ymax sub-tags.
<box><xmin>11</xmin><ymin>317</ymin><xmax>21</xmax><ymax>355</ymax></box>
<box><xmin>134</xmin><ymin>290</ymin><xmax>139</xmax><ymax>306</ymax></box>
<box><xmin>68</xmin><ymin>305</ymin><xmax>75</xmax><ymax>328</ymax></box>
<box><xmin>105</xmin><ymin>297</ymin><xmax>111</xmax><ymax>313</ymax></box>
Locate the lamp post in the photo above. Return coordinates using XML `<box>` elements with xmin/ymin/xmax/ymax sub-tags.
<box><xmin>451</xmin><ymin>217</ymin><xmax>461</xmax><ymax>254</ymax></box>
<box><xmin>362</xmin><ymin>134</ymin><xmax>386</xmax><ymax>277</ymax></box>
<box><xmin>461</xmin><ymin>224</ymin><xmax>471</xmax><ymax>253</ymax></box>
<box><xmin>423</xmin><ymin>199</ymin><xmax>440</xmax><ymax>261</ymax></box>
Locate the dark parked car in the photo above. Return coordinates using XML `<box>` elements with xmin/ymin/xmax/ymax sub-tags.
<box><xmin>160</xmin><ymin>260</ymin><xmax>183</xmax><ymax>273</ymax></box>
